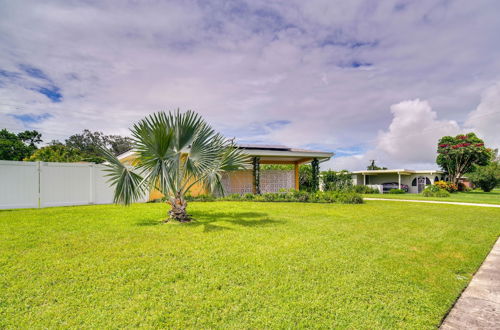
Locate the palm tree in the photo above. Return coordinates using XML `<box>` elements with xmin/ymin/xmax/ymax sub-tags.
<box><xmin>101</xmin><ymin>110</ymin><xmax>249</xmax><ymax>222</ymax></box>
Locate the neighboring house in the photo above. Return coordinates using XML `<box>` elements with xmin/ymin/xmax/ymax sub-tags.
<box><xmin>118</xmin><ymin>144</ymin><xmax>333</xmax><ymax>199</ymax></box>
<box><xmin>351</xmin><ymin>169</ymin><xmax>444</xmax><ymax>194</ymax></box>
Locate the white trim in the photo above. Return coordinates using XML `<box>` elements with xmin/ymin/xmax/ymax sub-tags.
<box><xmin>241</xmin><ymin>149</ymin><xmax>332</xmax><ymax>159</ymax></box>
<box><xmin>352</xmin><ymin>169</ymin><xmax>443</xmax><ymax>175</ymax></box>
<box><xmin>117</xmin><ymin>148</ymin><xmax>333</xmax><ymax>161</ymax></box>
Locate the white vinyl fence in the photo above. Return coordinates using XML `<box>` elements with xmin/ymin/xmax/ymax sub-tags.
<box><xmin>0</xmin><ymin>160</ymin><xmax>142</xmax><ymax>209</ymax></box>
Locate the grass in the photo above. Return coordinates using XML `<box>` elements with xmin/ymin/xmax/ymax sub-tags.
<box><xmin>364</xmin><ymin>189</ymin><xmax>500</xmax><ymax>205</ymax></box>
<box><xmin>1</xmin><ymin>201</ymin><xmax>499</xmax><ymax>328</ymax></box>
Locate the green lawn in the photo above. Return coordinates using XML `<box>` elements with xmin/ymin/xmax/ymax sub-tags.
<box><xmin>364</xmin><ymin>189</ymin><xmax>500</xmax><ymax>205</ymax></box>
<box><xmin>1</xmin><ymin>201</ymin><xmax>499</xmax><ymax>328</ymax></box>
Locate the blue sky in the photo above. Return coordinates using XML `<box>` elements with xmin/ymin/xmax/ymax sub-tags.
<box><xmin>0</xmin><ymin>0</ymin><xmax>499</xmax><ymax>170</ymax></box>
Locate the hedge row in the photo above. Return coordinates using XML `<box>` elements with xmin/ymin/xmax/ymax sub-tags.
<box><xmin>185</xmin><ymin>190</ymin><xmax>364</xmax><ymax>204</ymax></box>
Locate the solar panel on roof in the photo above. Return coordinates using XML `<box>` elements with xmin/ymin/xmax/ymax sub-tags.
<box><xmin>237</xmin><ymin>144</ymin><xmax>291</xmax><ymax>151</ymax></box>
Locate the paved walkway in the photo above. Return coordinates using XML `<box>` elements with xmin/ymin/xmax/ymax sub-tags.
<box><xmin>440</xmin><ymin>238</ymin><xmax>500</xmax><ymax>329</ymax></box>
<box><xmin>364</xmin><ymin>198</ymin><xmax>500</xmax><ymax>208</ymax></box>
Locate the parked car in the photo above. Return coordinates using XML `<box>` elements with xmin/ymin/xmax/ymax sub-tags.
<box><xmin>382</xmin><ymin>182</ymin><xmax>409</xmax><ymax>193</ymax></box>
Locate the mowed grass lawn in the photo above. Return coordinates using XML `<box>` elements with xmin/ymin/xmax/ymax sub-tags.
<box><xmin>1</xmin><ymin>201</ymin><xmax>499</xmax><ymax>328</ymax></box>
<box><xmin>364</xmin><ymin>189</ymin><xmax>500</xmax><ymax>205</ymax></box>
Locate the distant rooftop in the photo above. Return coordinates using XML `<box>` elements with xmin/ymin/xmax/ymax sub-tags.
<box><xmin>351</xmin><ymin>169</ymin><xmax>443</xmax><ymax>174</ymax></box>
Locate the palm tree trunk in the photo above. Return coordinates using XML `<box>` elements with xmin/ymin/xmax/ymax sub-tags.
<box><xmin>167</xmin><ymin>197</ymin><xmax>191</xmax><ymax>222</ymax></box>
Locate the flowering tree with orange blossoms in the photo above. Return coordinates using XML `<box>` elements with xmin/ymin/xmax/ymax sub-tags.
<box><xmin>436</xmin><ymin>132</ymin><xmax>491</xmax><ymax>184</ymax></box>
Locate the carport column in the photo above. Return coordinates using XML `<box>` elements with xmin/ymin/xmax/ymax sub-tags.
<box><xmin>252</xmin><ymin>157</ymin><xmax>261</xmax><ymax>194</ymax></box>
<box><xmin>398</xmin><ymin>172</ymin><xmax>401</xmax><ymax>189</ymax></box>
<box><xmin>311</xmin><ymin>158</ymin><xmax>319</xmax><ymax>192</ymax></box>
<box><xmin>294</xmin><ymin>162</ymin><xmax>299</xmax><ymax>190</ymax></box>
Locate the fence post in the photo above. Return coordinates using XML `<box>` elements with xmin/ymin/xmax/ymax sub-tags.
<box><xmin>37</xmin><ymin>161</ymin><xmax>41</xmax><ymax>208</ymax></box>
<box><xmin>89</xmin><ymin>164</ymin><xmax>94</xmax><ymax>204</ymax></box>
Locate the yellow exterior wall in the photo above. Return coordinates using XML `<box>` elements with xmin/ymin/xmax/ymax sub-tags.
<box><xmin>227</xmin><ymin>170</ymin><xmax>253</xmax><ymax>194</ymax></box>
<box><xmin>119</xmin><ymin>154</ymin><xmax>208</xmax><ymax>200</ymax></box>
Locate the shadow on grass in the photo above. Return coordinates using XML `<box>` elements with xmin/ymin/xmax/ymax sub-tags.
<box><xmin>136</xmin><ymin>219</ymin><xmax>162</xmax><ymax>226</ymax></box>
<box><xmin>185</xmin><ymin>211</ymin><xmax>285</xmax><ymax>232</ymax></box>
<box><xmin>134</xmin><ymin>211</ymin><xmax>285</xmax><ymax>231</ymax></box>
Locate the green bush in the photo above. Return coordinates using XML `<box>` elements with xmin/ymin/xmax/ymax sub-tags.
<box><xmin>322</xmin><ymin>170</ymin><xmax>353</xmax><ymax>191</ymax></box>
<box><xmin>185</xmin><ymin>194</ymin><xmax>216</xmax><ymax>202</ymax></box>
<box><xmin>243</xmin><ymin>193</ymin><xmax>255</xmax><ymax>200</ymax></box>
<box><xmin>422</xmin><ymin>186</ymin><xmax>450</xmax><ymax>197</ymax></box>
<box><xmin>350</xmin><ymin>185</ymin><xmax>380</xmax><ymax>194</ymax></box>
<box><xmin>388</xmin><ymin>189</ymin><xmax>405</xmax><ymax>194</ymax></box>
<box><xmin>467</xmin><ymin>159</ymin><xmax>500</xmax><ymax>192</ymax></box>
<box><xmin>186</xmin><ymin>190</ymin><xmax>363</xmax><ymax>204</ymax></box>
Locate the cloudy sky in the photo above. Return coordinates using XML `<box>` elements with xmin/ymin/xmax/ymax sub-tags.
<box><xmin>1</xmin><ymin>0</ymin><xmax>499</xmax><ymax>170</ymax></box>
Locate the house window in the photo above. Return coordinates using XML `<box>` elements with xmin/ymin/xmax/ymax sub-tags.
<box><xmin>426</xmin><ymin>177</ymin><xmax>431</xmax><ymax>185</ymax></box>
<box><xmin>412</xmin><ymin>178</ymin><xmax>417</xmax><ymax>186</ymax></box>
<box><xmin>434</xmin><ymin>176</ymin><xmax>439</xmax><ymax>182</ymax></box>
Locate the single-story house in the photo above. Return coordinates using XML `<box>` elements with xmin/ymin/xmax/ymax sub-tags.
<box><xmin>118</xmin><ymin>144</ymin><xmax>333</xmax><ymax>199</ymax></box>
<box><xmin>351</xmin><ymin>169</ymin><xmax>445</xmax><ymax>194</ymax></box>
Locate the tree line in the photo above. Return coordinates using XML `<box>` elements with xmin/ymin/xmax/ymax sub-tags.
<box><xmin>0</xmin><ymin>128</ymin><xmax>133</xmax><ymax>163</ymax></box>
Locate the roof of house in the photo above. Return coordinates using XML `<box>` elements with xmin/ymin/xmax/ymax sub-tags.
<box><xmin>351</xmin><ymin>169</ymin><xmax>443</xmax><ymax>175</ymax></box>
<box><xmin>117</xmin><ymin>144</ymin><xmax>333</xmax><ymax>165</ymax></box>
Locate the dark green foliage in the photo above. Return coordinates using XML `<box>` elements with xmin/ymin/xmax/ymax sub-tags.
<box><xmin>322</xmin><ymin>170</ymin><xmax>353</xmax><ymax>191</ymax></box>
<box><xmin>17</xmin><ymin>130</ymin><xmax>42</xmax><ymax>148</ymax></box>
<box><xmin>311</xmin><ymin>158</ymin><xmax>319</xmax><ymax>192</ymax></box>
<box><xmin>437</xmin><ymin>133</ymin><xmax>491</xmax><ymax>184</ymax></box>
<box><xmin>0</xmin><ymin>129</ymin><xmax>42</xmax><ymax>160</ymax></box>
<box><xmin>186</xmin><ymin>189</ymin><xmax>363</xmax><ymax>204</ymax></box>
<box><xmin>388</xmin><ymin>189</ymin><xmax>405</xmax><ymax>194</ymax></box>
<box><xmin>252</xmin><ymin>157</ymin><xmax>260</xmax><ymax>194</ymax></box>
<box><xmin>468</xmin><ymin>154</ymin><xmax>500</xmax><ymax>192</ymax></box>
<box><xmin>66</xmin><ymin>129</ymin><xmax>133</xmax><ymax>163</ymax></box>
<box><xmin>299</xmin><ymin>164</ymin><xmax>313</xmax><ymax>191</ymax></box>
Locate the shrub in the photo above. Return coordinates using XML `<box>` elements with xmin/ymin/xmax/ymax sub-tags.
<box><xmin>434</xmin><ymin>180</ymin><xmax>458</xmax><ymax>193</ymax></box>
<box><xmin>185</xmin><ymin>194</ymin><xmax>216</xmax><ymax>202</ymax></box>
<box><xmin>388</xmin><ymin>188</ymin><xmax>405</xmax><ymax>194</ymax></box>
<box><xmin>467</xmin><ymin>160</ymin><xmax>500</xmax><ymax>192</ymax></box>
<box><xmin>350</xmin><ymin>185</ymin><xmax>380</xmax><ymax>194</ymax></box>
<box><xmin>243</xmin><ymin>193</ymin><xmax>255</xmax><ymax>200</ymax></box>
<box><xmin>422</xmin><ymin>186</ymin><xmax>450</xmax><ymax>197</ymax></box>
<box><xmin>186</xmin><ymin>190</ymin><xmax>363</xmax><ymax>204</ymax></box>
<box><xmin>322</xmin><ymin>170</ymin><xmax>353</xmax><ymax>191</ymax></box>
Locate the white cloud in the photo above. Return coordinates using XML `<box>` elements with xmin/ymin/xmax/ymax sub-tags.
<box><xmin>0</xmin><ymin>0</ymin><xmax>499</xmax><ymax>165</ymax></box>
<box><xmin>327</xmin><ymin>88</ymin><xmax>500</xmax><ymax>171</ymax></box>
<box><xmin>377</xmin><ymin>99</ymin><xmax>460</xmax><ymax>163</ymax></box>
<box><xmin>465</xmin><ymin>83</ymin><xmax>500</xmax><ymax>148</ymax></box>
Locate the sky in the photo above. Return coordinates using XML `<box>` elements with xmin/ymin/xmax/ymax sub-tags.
<box><xmin>1</xmin><ymin>0</ymin><xmax>499</xmax><ymax>170</ymax></box>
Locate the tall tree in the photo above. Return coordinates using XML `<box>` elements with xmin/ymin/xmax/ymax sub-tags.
<box><xmin>0</xmin><ymin>129</ymin><xmax>41</xmax><ymax>160</ymax></box>
<box><xmin>17</xmin><ymin>130</ymin><xmax>42</xmax><ymax>148</ymax></box>
<box><xmin>105</xmin><ymin>135</ymin><xmax>134</xmax><ymax>156</ymax></box>
<box><xmin>65</xmin><ymin>130</ymin><xmax>133</xmax><ymax>163</ymax></box>
<box><xmin>436</xmin><ymin>133</ymin><xmax>491</xmax><ymax>184</ymax></box>
<box><xmin>100</xmin><ymin>111</ymin><xmax>249</xmax><ymax>222</ymax></box>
